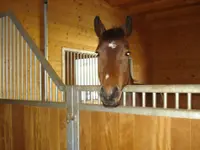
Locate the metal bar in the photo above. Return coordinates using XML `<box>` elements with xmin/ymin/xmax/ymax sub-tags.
<box><xmin>187</xmin><ymin>93</ymin><xmax>192</xmax><ymax>110</ymax></box>
<box><xmin>79</xmin><ymin>103</ymin><xmax>200</xmax><ymax>120</ymax></box>
<box><xmin>142</xmin><ymin>92</ymin><xmax>146</xmax><ymax>107</ymax></box>
<box><xmin>132</xmin><ymin>92</ymin><xmax>136</xmax><ymax>107</ymax></box>
<box><xmin>123</xmin><ymin>92</ymin><xmax>126</xmax><ymax>106</ymax></box>
<box><xmin>44</xmin><ymin>0</ymin><xmax>49</xmax><ymax>101</ymax></box>
<box><xmin>40</xmin><ymin>63</ymin><xmax>42</xmax><ymax>100</ymax></box>
<box><xmin>50</xmin><ymin>78</ymin><xmax>52</xmax><ymax>101</ymax></box>
<box><xmin>5</xmin><ymin>16</ymin><xmax>8</xmax><ymax>98</ymax></box>
<box><xmin>2</xmin><ymin>17</ymin><xmax>4</xmax><ymax>98</ymax></box>
<box><xmin>164</xmin><ymin>93</ymin><xmax>167</xmax><ymax>109</ymax></box>
<box><xmin>25</xmin><ymin>43</ymin><xmax>28</xmax><ymax>100</ymax></box>
<box><xmin>34</xmin><ymin>56</ymin><xmax>37</xmax><ymax>100</ymax></box>
<box><xmin>67</xmin><ymin>86</ymin><xmax>74</xmax><ymax>150</ymax></box>
<box><xmin>21</xmin><ymin>34</ymin><xmax>24</xmax><ymax>99</ymax></box>
<box><xmin>0</xmin><ymin>99</ymin><xmax>66</xmax><ymax>108</ymax></box>
<box><xmin>9</xmin><ymin>18</ymin><xmax>12</xmax><ymax>99</ymax></box>
<box><xmin>66</xmin><ymin>51</ymin><xmax>68</xmax><ymax>85</ymax></box>
<box><xmin>0</xmin><ymin>18</ymin><xmax>2</xmax><ymax>98</ymax></box>
<box><xmin>75</xmin><ymin>85</ymin><xmax>200</xmax><ymax>93</ymax></box>
<box><xmin>123</xmin><ymin>84</ymin><xmax>200</xmax><ymax>93</ymax></box>
<box><xmin>62</xmin><ymin>47</ymin><xmax>96</xmax><ymax>55</ymax></box>
<box><xmin>153</xmin><ymin>93</ymin><xmax>156</xmax><ymax>108</ymax></box>
<box><xmin>70</xmin><ymin>51</ymin><xmax>72</xmax><ymax>85</ymax></box>
<box><xmin>13</xmin><ymin>20</ymin><xmax>16</xmax><ymax>99</ymax></box>
<box><xmin>55</xmin><ymin>86</ymin><xmax>58</xmax><ymax>102</ymax></box>
<box><xmin>175</xmin><ymin>93</ymin><xmax>179</xmax><ymax>109</ymax></box>
<box><xmin>30</xmin><ymin>49</ymin><xmax>32</xmax><ymax>100</ymax></box>
<box><xmin>67</xmin><ymin>86</ymin><xmax>79</xmax><ymax>150</ymax></box>
<box><xmin>17</xmin><ymin>30</ymin><xmax>20</xmax><ymax>99</ymax></box>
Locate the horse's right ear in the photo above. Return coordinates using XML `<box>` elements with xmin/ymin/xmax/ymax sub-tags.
<box><xmin>94</xmin><ymin>16</ymin><xmax>106</xmax><ymax>38</ymax></box>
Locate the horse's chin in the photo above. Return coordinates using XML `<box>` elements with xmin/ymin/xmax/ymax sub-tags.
<box><xmin>102</xmin><ymin>101</ymin><xmax>120</xmax><ymax>108</ymax></box>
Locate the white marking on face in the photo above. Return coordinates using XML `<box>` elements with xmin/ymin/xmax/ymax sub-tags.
<box><xmin>105</xmin><ymin>74</ymin><xmax>109</xmax><ymax>80</ymax></box>
<box><xmin>108</xmin><ymin>41</ymin><xmax>117</xmax><ymax>49</ymax></box>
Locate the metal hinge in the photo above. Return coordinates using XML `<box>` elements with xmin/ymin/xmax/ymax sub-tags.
<box><xmin>67</xmin><ymin>113</ymin><xmax>75</xmax><ymax>124</ymax></box>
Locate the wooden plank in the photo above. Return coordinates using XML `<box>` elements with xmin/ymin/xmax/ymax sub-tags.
<box><xmin>128</xmin><ymin>0</ymin><xmax>200</xmax><ymax>15</ymax></box>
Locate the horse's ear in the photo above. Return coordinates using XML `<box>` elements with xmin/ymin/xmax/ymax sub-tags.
<box><xmin>94</xmin><ymin>16</ymin><xmax>106</xmax><ymax>38</ymax></box>
<box><xmin>122</xmin><ymin>16</ymin><xmax>133</xmax><ymax>37</ymax></box>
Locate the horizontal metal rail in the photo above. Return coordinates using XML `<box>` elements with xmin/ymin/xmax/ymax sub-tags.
<box><xmin>79</xmin><ymin>104</ymin><xmax>200</xmax><ymax>119</ymax></box>
<box><xmin>0</xmin><ymin>99</ymin><xmax>66</xmax><ymax>108</ymax></box>
<box><xmin>74</xmin><ymin>84</ymin><xmax>200</xmax><ymax>93</ymax></box>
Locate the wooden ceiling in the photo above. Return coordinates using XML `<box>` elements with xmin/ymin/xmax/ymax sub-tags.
<box><xmin>105</xmin><ymin>0</ymin><xmax>200</xmax><ymax>15</ymax></box>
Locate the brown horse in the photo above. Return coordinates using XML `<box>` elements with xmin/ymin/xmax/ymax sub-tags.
<box><xmin>94</xmin><ymin>16</ymin><xmax>163</xmax><ymax>107</ymax></box>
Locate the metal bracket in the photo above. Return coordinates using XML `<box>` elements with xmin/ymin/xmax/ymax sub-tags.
<box><xmin>67</xmin><ymin>113</ymin><xmax>75</xmax><ymax>124</ymax></box>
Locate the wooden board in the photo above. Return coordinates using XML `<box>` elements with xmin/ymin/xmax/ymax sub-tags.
<box><xmin>0</xmin><ymin>104</ymin><xmax>67</xmax><ymax>150</ymax></box>
<box><xmin>80</xmin><ymin>110</ymin><xmax>200</xmax><ymax>150</ymax></box>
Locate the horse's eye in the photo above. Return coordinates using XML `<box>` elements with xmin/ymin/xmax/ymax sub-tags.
<box><xmin>125</xmin><ymin>51</ymin><xmax>131</xmax><ymax>56</ymax></box>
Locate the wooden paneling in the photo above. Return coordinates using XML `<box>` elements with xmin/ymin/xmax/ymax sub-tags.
<box><xmin>144</xmin><ymin>5</ymin><xmax>200</xmax><ymax>84</ymax></box>
<box><xmin>1</xmin><ymin>104</ymin><xmax>200</xmax><ymax>150</ymax></box>
<box><xmin>80</xmin><ymin>110</ymin><xmax>200</xmax><ymax>150</ymax></box>
<box><xmin>0</xmin><ymin>104</ymin><xmax>67</xmax><ymax>150</ymax></box>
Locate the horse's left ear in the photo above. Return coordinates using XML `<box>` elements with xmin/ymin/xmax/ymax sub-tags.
<box><xmin>122</xmin><ymin>16</ymin><xmax>133</xmax><ymax>37</ymax></box>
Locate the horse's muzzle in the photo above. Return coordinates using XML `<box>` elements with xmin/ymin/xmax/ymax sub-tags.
<box><xmin>100</xmin><ymin>86</ymin><xmax>121</xmax><ymax>107</ymax></box>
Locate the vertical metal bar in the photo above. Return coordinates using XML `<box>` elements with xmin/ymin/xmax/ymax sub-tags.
<box><xmin>92</xmin><ymin>55</ymin><xmax>95</xmax><ymax>85</ymax></box>
<box><xmin>55</xmin><ymin>86</ymin><xmax>58</xmax><ymax>102</ymax></box>
<box><xmin>5</xmin><ymin>16</ymin><xmax>8</xmax><ymax>98</ymax></box>
<box><xmin>25</xmin><ymin>43</ymin><xmax>28</xmax><ymax>100</ymax></box>
<box><xmin>50</xmin><ymin>78</ymin><xmax>52</xmax><ymax>101</ymax></box>
<box><xmin>123</xmin><ymin>92</ymin><xmax>126</xmax><ymax>106</ymax></box>
<box><xmin>13</xmin><ymin>21</ymin><xmax>16</xmax><ymax>99</ymax></box>
<box><xmin>21</xmin><ymin>35</ymin><xmax>24</xmax><ymax>99</ymax></box>
<box><xmin>164</xmin><ymin>93</ymin><xmax>167</xmax><ymax>109</ymax></box>
<box><xmin>67</xmin><ymin>51</ymin><xmax>69</xmax><ymax>85</ymax></box>
<box><xmin>132</xmin><ymin>92</ymin><xmax>136</xmax><ymax>107</ymax></box>
<box><xmin>40</xmin><ymin>63</ymin><xmax>42</xmax><ymax>100</ymax></box>
<box><xmin>67</xmin><ymin>86</ymin><xmax>74</xmax><ymax>150</ymax></box>
<box><xmin>10</xmin><ymin>18</ymin><xmax>12</xmax><ymax>99</ymax></box>
<box><xmin>0</xmin><ymin>18</ymin><xmax>2</xmax><ymax>98</ymax></box>
<box><xmin>74</xmin><ymin>52</ymin><xmax>76</xmax><ymax>85</ymax></box>
<box><xmin>17</xmin><ymin>30</ymin><xmax>20</xmax><ymax>99</ymax></box>
<box><xmin>67</xmin><ymin>86</ymin><xmax>80</xmax><ymax>150</ymax></box>
<box><xmin>1</xmin><ymin>18</ymin><xmax>4</xmax><ymax>98</ymax></box>
<box><xmin>44</xmin><ymin>0</ymin><xmax>48</xmax><ymax>102</ymax></box>
<box><xmin>30</xmin><ymin>49</ymin><xmax>32</xmax><ymax>100</ymax></box>
<box><xmin>34</xmin><ymin>56</ymin><xmax>37</xmax><ymax>100</ymax></box>
<box><xmin>84</xmin><ymin>54</ymin><xmax>86</xmax><ymax>85</ymax></box>
<box><xmin>187</xmin><ymin>93</ymin><xmax>192</xmax><ymax>110</ymax></box>
<box><xmin>153</xmin><ymin>93</ymin><xmax>156</xmax><ymax>108</ymax></box>
<box><xmin>70</xmin><ymin>51</ymin><xmax>72</xmax><ymax>85</ymax></box>
<box><xmin>142</xmin><ymin>92</ymin><xmax>146</xmax><ymax>107</ymax></box>
<box><xmin>175</xmin><ymin>93</ymin><xmax>179</xmax><ymax>109</ymax></box>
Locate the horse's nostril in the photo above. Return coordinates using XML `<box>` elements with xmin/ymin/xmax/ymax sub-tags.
<box><xmin>100</xmin><ymin>86</ymin><xmax>120</xmax><ymax>100</ymax></box>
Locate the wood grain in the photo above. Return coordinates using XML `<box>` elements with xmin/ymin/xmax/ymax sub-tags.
<box><xmin>0</xmin><ymin>104</ymin><xmax>67</xmax><ymax>150</ymax></box>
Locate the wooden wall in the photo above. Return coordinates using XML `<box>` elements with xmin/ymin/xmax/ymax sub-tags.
<box><xmin>80</xmin><ymin>110</ymin><xmax>200</xmax><ymax>150</ymax></box>
<box><xmin>0</xmin><ymin>104</ymin><xmax>67</xmax><ymax>150</ymax></box>
<box><xmin>143</xmin><ymin>5</ymin><xmax>200</xmax><ymax>84</ymax></box>
<box><xmin>1</xmin><ymin>103</ymin><xmax>200</xmax><ymax>150</ymax></box>
<box><xmin>0</xmin><ymin>0</ymin><xmax>148</xmax><ymax>83</ymax></box>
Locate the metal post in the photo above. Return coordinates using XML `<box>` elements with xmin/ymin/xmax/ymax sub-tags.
<box><xmin>66</xmin><ymin>86</ymin><xmax>79</xmax><ymax>150</ymax></box>
<box><xmin>44</xmin><ymin>0</ymin><xmax>48</xmax><ymax>101</ymax></box>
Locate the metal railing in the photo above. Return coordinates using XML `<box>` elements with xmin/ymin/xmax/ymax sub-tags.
<box><xmin>70</xmin><ymin>84</ymin><xmax>200</xmax><ymax>118</ymax></box>
<box><xmin>0</xmin><ymin>11</ymin><xmax>65</xmax><ymax>101</ymax></box>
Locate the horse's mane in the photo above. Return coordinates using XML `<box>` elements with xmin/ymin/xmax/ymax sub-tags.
<box><xmin>101</xmin><ymin>27</ymin><xmax>125</xmax><ymax>41</ymax></box>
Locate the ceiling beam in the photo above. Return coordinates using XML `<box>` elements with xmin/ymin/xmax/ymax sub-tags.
<box><xmin>128</xmin><ymin>0</ymin><xmax>200</xmax><ymax>15</ymax></box>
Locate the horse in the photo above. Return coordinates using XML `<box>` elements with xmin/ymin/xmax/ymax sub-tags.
<box><xmin>93</xmin><ymin>15</ymin><xmax>163</xmax><ymax>107</ymax></box>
